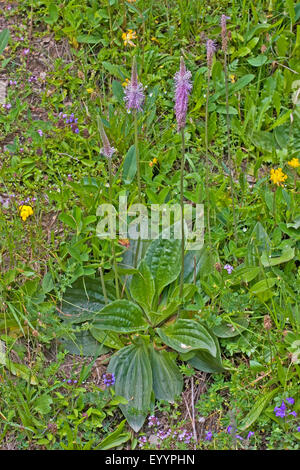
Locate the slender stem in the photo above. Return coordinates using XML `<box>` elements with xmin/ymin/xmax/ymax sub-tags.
<box><xmin>99</xmin><ymin>266</ymin><xmax>108</xmax><ymax>305</ymax></box>
<box><xmin>180</xmin><ymin>127</ymin><xmax>185</xmax><ymax>301</ymax></box>
<box><xmin>108</xmin><ymin>157</ymin><xmax>120</xmax><ymax>299</ymax></box>
<box><xmin>205</xmin><ymin>72</ymin><xmax>212</xmax><ymax>250</ymax></box>
<box><xmin>133</xmin><ymin>110</ymin><xmax>142</xmax><ymax>268</ymax></box>
<box><xmin>134</xmin><ymin>110</ymin><xmax>142</xmax><ymax>203</ymax></box>
<box><xmin>224</xmin><ymin>52</ymin><xmax>238</xmax><ymax>243</ymax></box>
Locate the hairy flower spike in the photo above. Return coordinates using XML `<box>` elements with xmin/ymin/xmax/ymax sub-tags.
<box><xmin>124</xmin><ymin>57</ymin><xmax>145</xmax><ymax>112</ymax></box>
<box><xmin>221</xmin><ymin>15</ymin><xmax>230</xmax><ymax>53</ymax></box>
<box><xmin>98</xmin><ymin>118</ymin><xmax>116</xmax><ymax>159</ymax></box>
<box><xmin>174</xmin><ymin>57</ymin><xmax>192</xmax><ymax>132</ymax></box>
<box><xmin>206</xmin><ymin>40</ymin><xmax>216</xmax><ymax>71</ymax></box>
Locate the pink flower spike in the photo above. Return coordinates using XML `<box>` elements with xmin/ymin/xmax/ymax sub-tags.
<box><xmin>174</xmin><ymin>56</ymin><xmax>192</xmax><ymax>132</ymax></box>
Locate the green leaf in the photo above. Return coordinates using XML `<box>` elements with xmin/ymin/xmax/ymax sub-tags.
<box><xmin>42</xmin><ymin>272</ymin><xmax>54</xmax><ymax>293</ymax></box>
<box><xmin>261</xmin><ymin>247</ymin><xmax>295</xmax><ymax>267</ymax></box>
<box><xmin>44</xmin><ymin>3</ymin><xmax>59</xmax><ymax>25</ymax></box>
<box><xmin>239</xmin><ymin>388</ymin><xmax>279</xmax><ymax>431</ymax></box>
<box><xmin>149</xmin><ymin>347</ymin><xmax>183</xmax><ymax>402</ymax></box>
<box><xmin>249</xmin><ymin>278</ymin><xmax>277</xmax><ymax>294</ymax></box>
<box><xmin>130</xmin><ymin>260</ymin><xmax>155</xmax><ymax>313</ymax></box>
<box><xmin>59</xmin><ymin>213</ymin><xmax>77</xmax><ymax>230</ymax></box>
<box><xmin>93</xmin><ymin>300</ymin><xmax>148</xmax><ymax>333</ymax></box>
<box><xmin>122</xmin><ymin>145</ymin><xmax>136</xmax><ymax>184</ymax></box>
<box><xmin>156</xmin><ymin>319</ymin><xmax>217</xmax><ymax>356</ymax></box>
<box><xmin>247</xmin><ymin>55</ymin><xmax>268</xmax><ymax>66</ymax></box>
<box><xmin>97</xmin><ymin>420</ymin><xmax>131</xmax><ymax>450</ymax></box>
<box><xmin>0</xmin><ymin>29</ymin><xmax>10</xmax><ymax>55</ymax></box>
<box><xmin>145</xmin><ymin>238</ymin><xmax>181</xmax><ymax>296</ymax></box>
<box><xmin>90</xmin><ymin>328</ymin><xmax>124</xmax><ymax>349</ymax></box>
<box><xmin>0</xmin><ymin>342</ymin><xmax>38</xmax><ymax>384</ymax></box>
<box><xmin>60</xmin><ymin>277</ymin><xmax>116</xmax><ymax>324</ymax></box>
<box><xmin>107</xmin><ymin>340</ymin><xmax>153</xmax><ymax>432</ymax></box>
<box><xmin>34</xmin><ymin>395</ymin><xmax>53</xmax><ymax>415</ymax></box>
<box><xmin>187</xmin><ymin>334</ymin><xmax>224</xmax><ymax>373</ymax></box>
<box><xmin>59</xmin><ymin>330</ymin><xmax>109</xmax><ymax>356</ymax></box>
<box><xmin>212</xmin><ymin>317</ymin><xmax>249</xmax><ymax>338</ymax></box>
<box><xmin>112</xmin><ymin>80</ymin><xmax>124</xmax><ymax>103</ymax></box>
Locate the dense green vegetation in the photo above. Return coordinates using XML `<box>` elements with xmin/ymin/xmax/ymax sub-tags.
<box><xmin>0</xmin><ymin>0</ymin><xmax>299</xmax><ymax>450</ymax></box>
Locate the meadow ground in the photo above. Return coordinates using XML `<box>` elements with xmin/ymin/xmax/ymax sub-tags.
<box><xmin>0</xmin><ymin>0</ymin><xmax>299</xmax><ymax>451</ymax></box>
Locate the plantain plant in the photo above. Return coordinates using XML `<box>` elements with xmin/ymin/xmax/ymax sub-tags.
<box><xmin>60</xmin><ymin>234</ymin><xmax>224</xmax><ymax>432</ymax></box>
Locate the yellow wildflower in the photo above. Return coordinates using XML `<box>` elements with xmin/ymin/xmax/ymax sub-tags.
<box><xmin>149</xmin><ymin>157</ymin><xmax>158</xmax><ymax>167</ymax></box>
<box><xmin>127</xmin><ymin>0</ymin><xmax>136</xmax><ymax>2</ymax></box>
<box><xmin>19</xmin><ymin>205</ymin><xmax>33</xmax><ymax>222</ymax></box>
<box><xmin>151</xmin><ymin>37</ymin><xmax>159</xmax><ymax>43</ymax></box>
<box><xmin>270</xmin><ymin>168</ymin><xmax>288</xmax><ymax>186</ymax></box>
<box><xmin>87</xmin><ymin>87</ymin><xmax>94</xmax><ymax>94</ymax></box>
<box><xmin>230</xmin><ymin>74</ymin><xmax>236</xmax><ymax>83</ymax></box>
<box><xmin>122</xmin><ymin>78</ymin><xmax>130</xmax><ymax>87</ymax></box>
<box><xmin>287</xmin><ymin>158</ymin><xmax>300</xmax><ymax>169</ymax></box>
<box><xmin>122</xmin><ymin>30</ymin><xmax>137</xmax><ymax>47</ymax></box>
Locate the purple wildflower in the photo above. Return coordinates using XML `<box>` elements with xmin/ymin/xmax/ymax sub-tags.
<box><xmin>247</xmin><ymin>431</ymin><xmax>254</xmax><ymax>439</ymax></box>
<box><xmin>297</xmin><ymin>427</ymin><xmax>300</xmax><ymax>432</ymax></box>
<box><xmin>103</xmin><ymin>372</ymin><xmax>115</xmax><ymax>387</ymax></box>
<box><xmin>289</xmin><ymin>411</ymin><xmax>297</xmax><ymax>417</ymax></box>
<box><xmin>224</xmin><ymin>264</ymin><xmax>234</xmax><ymax>274</ymax></box>
<box><xmin>286</xmin><ymin>397</ymin><xmax>295</xmax><ymax>405</ymax></box>
<box><xmin>174</xmin><ymin>57</ymin><xmax>192</xmax><ymax>132</ymax></box>
<box><xmin>9</xmin><ymin>80</ymin><xmax>17</xmax><ymax>86</ymax></box>
<box><xmin>221</xmin><ymin>15</ymin><xmax>230</xmax><ymax>53</ymax></box>
<box><xmin>3</xmin><ymin>103</ymin><xmax>12</xmax><ymax>110</ymax></box>
<box><xmin>205</xmin><ymin>431</ymin><xmax>213</xmax><ymax>441</ymax></box>
<box><xmin>235</xmin><ymin>435</ymin><xmax>243</xmax><ymax>441</ymax></box>
<box><xmin>124</xmin><ymin>57</ymin><xmax>144</xmax><ymax>112</ymax></box>
<box><xmin>148</xmin><ymin>415</ymin><xmax>160</xmax><ymax>427</ymax></box>
<box><xmin>274</xmin><ymin>401</ymin><xmax>286</xmax><ymax>418</ymax></box>
<box><xmin>98</xmin><ymin>118</ymin><xmax>116</xmax><ymax>159</ymax></box>
<box><xmin>138</xmin><ymin>436</ymin><xmax>147</xmax><ymax>448</ymax></box>
<box><xmin>37</xmin><ymin>129</ymin><xmax>43</xmax><ymax>137</ymax></box>
<box><xmin>22</xmin><ymin>48</ymin><xmax>30</xmax><ymax>55</ymax></box>
<box><xmin>206</xmin><ymin>40</ymin><xmax>216</xmax><ymax>71</ymax></box>
<box><xmin>226</xmin><ymin>425</ymin><xmax>233</xmax><ymax>434</ymax></box>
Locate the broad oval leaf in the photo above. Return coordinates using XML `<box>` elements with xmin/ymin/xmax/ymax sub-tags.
<box><xmin>145</xmin><ymin>238</ymin><xmax>181</xmax><ymax>296</ymax></box>
<box><xmin>130</xmin><ymin>260</ymin><xmax>155</xmax><ymax>313</ymax></box>
<box><xmin>156</xmin><ymin>319</ymin><xmax>217</xmax><ymax>356</ymax></box>
<box><xmin>186</xmin><ymin>334</ymin><xmax>224</xmax><ymax>373</ymax></box>
<box><xmin>149</xmin><ymin>347</ymin><xmax>183</xmax><ymax>402</ymax></box>
<box><xmin>93</xmin><ymin>300</ymin><xmax>148</xmax><ymax>333</ymax></box>
<box><xmin>59</xmin><ymin>330</ymin><xmax>109</xmax><ymax>356</ymax></box>
<box><xmin>60</xmin><ymin>277</ymin><xmax>116</xmax><ymax>324</ymax></box>
<box><xmin>107</xmin><ymin>340</ymin><xmax>152</xmax><ymax>432</ymax></box>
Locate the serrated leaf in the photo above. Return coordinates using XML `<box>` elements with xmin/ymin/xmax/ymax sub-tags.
<box><xmin>93</xmin><ymin>300</ymin><xmax>148</xmax><ymax>333</ymax></box>
<box><xmin>156</xmin><ymin>319</ymin><xmax>217</xmax><ymax>356</ymax></box>
<box><xmin>149</xmin><ymin>347</ymin><xmax>183</xmax><ymax>402</ymax></box>
<box><xmin>107</xmin><ymin>340</ymin><xmax>152</xmax><ymax>432</ymax></box>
